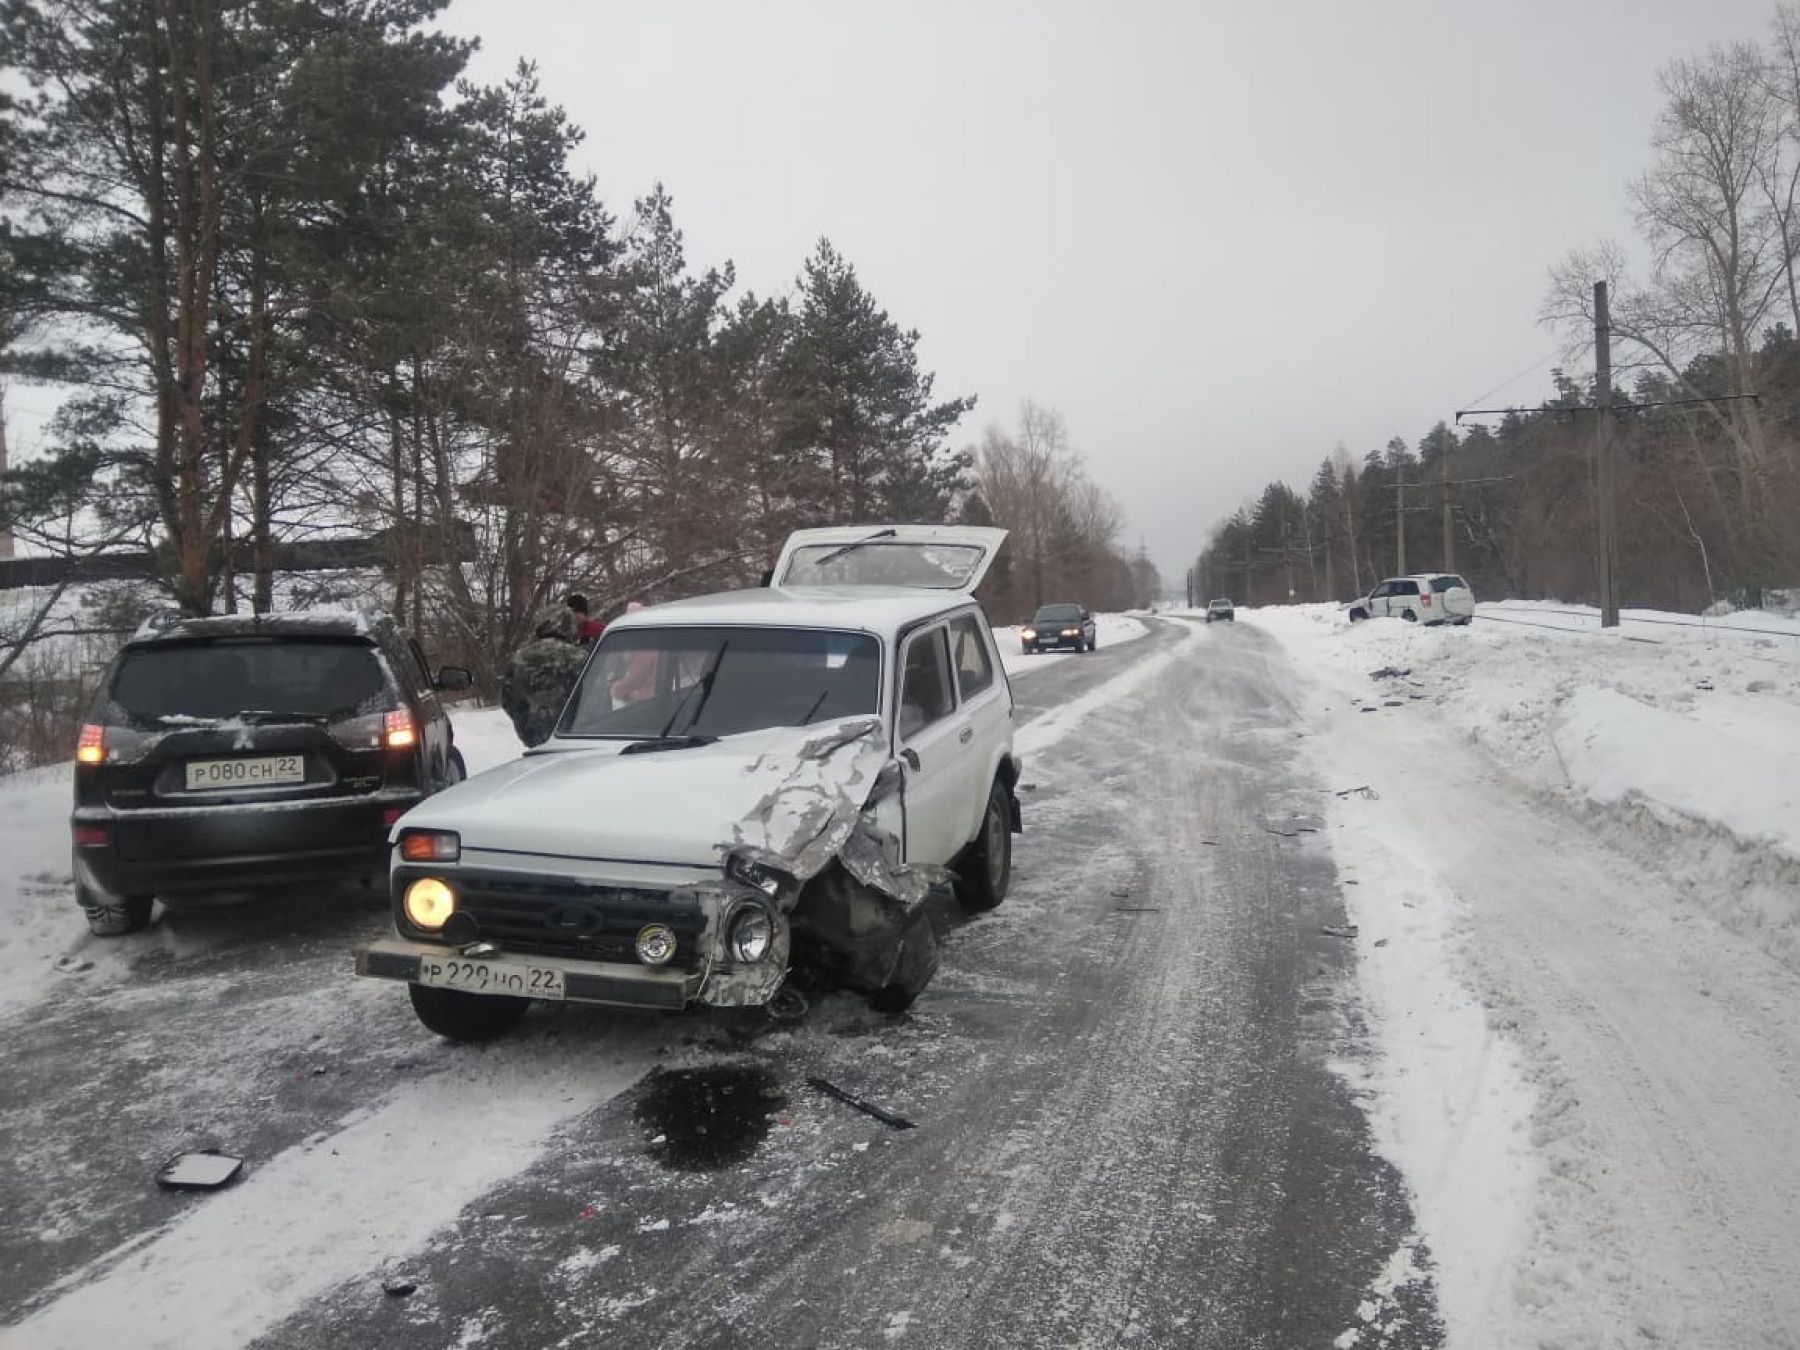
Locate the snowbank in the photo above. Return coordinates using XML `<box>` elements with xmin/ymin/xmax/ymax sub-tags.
<box><xmin>1554</xmin><ymin>687</ymin><xmax>1800</xmax><ymax>862</ymax></box>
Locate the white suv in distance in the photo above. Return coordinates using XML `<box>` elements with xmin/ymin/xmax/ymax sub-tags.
<box><xmin>1347</xmin><ymin>573</ymin><xmax>1474</xmax><ymax>626</ymax></box>
<box><xmin>356</xmin><ymin>525</ymin><xmax>1023</xmax><ymax>1040</ymax></box>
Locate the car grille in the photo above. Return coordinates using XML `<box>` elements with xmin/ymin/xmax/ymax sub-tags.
<box><xmin>452</xmin><ymin>872</ymin><xmax>708</xmax><ymax>970</ymax></box>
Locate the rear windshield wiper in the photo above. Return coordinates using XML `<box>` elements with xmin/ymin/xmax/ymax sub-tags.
<box><xmin>620</xmin><ymin>733</ymin><xmax>720</xmax><ymax>754</ymax></box>
<box><xmin>239</xmin><ymin>710</ymin><xmax>330</xmax><ymax>726</ymax></box>
<box><xmin>809</xmin><ymin>527</ymin><xmax>897</xmax><ymax>568</ymax></box>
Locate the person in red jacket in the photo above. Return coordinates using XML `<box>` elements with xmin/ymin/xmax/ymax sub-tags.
<box><xmin>565</xmin><ymin>592</ymin><xmax>605</xmax><ymax>645</ymax></box>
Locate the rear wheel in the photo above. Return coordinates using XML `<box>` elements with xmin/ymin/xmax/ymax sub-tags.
<box><xmin>1402</xmin><ymin>609</ymin><xmax>1418</xmax><ymax>623</ymax></box>
<box><xmin>446</xmin><ymin>747</ymin><xmax>467</xmax><ymax>784</ymax></box>
<box><xmin>955</xmin><ymin>778</ymin><xmax>1013</xmax><ymax>912</ymax></box>
<box><xmin>79</xmin><ymin>886</ymin><xmax>154</xmax><ymax>937</ymax></box>
<box><xmin>407</xmin><ymin>983</ymin><xmax>530</xmax><ymax>1041</ymax></box>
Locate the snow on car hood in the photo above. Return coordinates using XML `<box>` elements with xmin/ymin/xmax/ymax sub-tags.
<box><xmin>406</xmin><ymin>718</ymin><xmax>891</xmax><ymax>870</ymax></box>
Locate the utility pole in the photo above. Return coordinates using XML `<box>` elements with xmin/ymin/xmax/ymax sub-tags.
<box><xmin>1394</xmin><ymin>468</ymin><xmax>1406</xmax><ymax>576</ymax></box>
<box><xmin>1594</xmin><ymin>281</ymin><xmax>1620</xmax><ymax>628</ymax></box>
<box><xmin>1441</xmin><ymin>428</ymin><xmax>1455</xmax><ymax>573</ymax></box>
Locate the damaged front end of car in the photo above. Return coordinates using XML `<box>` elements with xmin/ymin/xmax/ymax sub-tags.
<box><xmin>700</xmin><ymin>717</ymin><xmax>947</xmax><ymax>1013</ymax></box>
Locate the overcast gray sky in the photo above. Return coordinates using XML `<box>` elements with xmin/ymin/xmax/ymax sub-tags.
<box><xmin>435</xmin><ymin>0</ymin><xmax>1776</xmax><ymax>586</ymax></box>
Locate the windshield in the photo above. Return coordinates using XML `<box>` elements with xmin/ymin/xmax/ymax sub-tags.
<box><xmin>1033</xmin><ymin>604</ymin><xmax>1083</xmax><ymax>624</ymax></box>
<box><xmin>557</xmin><ymin>626</ymin><xmax>881</xmax><ymax>739</ymax></box>
<box><xmin>783</xmin><ymin>542</ymin><xmax>985</xmax><ymax>589</ymax></box>
<box><xmin>106</xmin><ymin>639</ymin><xmax>391</xmax><ymax>724</ymax></box>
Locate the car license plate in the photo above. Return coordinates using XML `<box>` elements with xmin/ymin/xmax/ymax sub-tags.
<box><xmin>184</xmin><ymin>755</ymin><xmax>305</xmax><ymax>791</ymax></box>
<box><xmin>417</xmin><ymin>954</ymin><xmax>566</xmax><ymax>1000</ymax></box>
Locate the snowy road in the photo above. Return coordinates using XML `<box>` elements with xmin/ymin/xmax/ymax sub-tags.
<box><xmin>0</xmin><ymin>618</ymin><xmax>1437</xmax><ymax>1350</ymax></box>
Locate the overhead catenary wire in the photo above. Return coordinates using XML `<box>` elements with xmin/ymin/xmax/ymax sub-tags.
<box><xmin>1458</xmin><ymin>350</ymin><xmax>1563</xmax><ymax>413</ymax></box>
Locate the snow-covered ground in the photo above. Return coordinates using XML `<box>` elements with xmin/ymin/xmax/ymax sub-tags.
<box><xmin>1251</xmin><ymin>601</ymin><xmax>1800</xmax><ymax>1348</ymax></box>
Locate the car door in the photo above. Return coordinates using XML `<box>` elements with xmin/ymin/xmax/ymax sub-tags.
<box><xmin>947</xmin><ymin>610</ymin><xmax>1008</xmax><ymax>841</ymax></box>
<box><xmin>1366</xmin><ymin>581</ymin><xmax>1392</xmax><ymax>616</ymax></box>
<box><xmin>895</xmin><ymin>623</ymin><xmax>970</xmax><ymax>866</ymax></box>
<box><xmin>1389</xmin><ymin>579</ymin><xmax>1420</xmax><ymax>617</ymax></box>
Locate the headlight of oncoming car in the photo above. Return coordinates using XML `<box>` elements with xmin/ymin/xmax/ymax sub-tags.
<box><xmin>399</xmin><ymin>829</ymin><xmax>461</xmax><ymax>863</ymax></box>
<box><xmin>728</xmin><ymin>903</ymin><xmax>775</xmax><ymax>963</ymax></box>
<box><xmin>1020</xmin><ymin>627</ymin><xmax>1037</xmax><ymax>639</ymax></box>
<box><xmin>404</xmin><ymin>877</ymin><xmax>456</xmax><ymax>929</ymax></box>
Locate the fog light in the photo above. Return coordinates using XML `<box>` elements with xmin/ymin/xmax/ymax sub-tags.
<box><xmin>403</xmin><ymin>877</ymin><xmax>456</xmax><ymax>930</ymax></box>
<box><xmin>636</xmin><ymin>923</ymin><xmax>676</xmax><ymax>966</ymax></box>
<box><xmin>728</xmin><ymin>906</ymin><xmax>774</xmax><ymax>963</ymax></box>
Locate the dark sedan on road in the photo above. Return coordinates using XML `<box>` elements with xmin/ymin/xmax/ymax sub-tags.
<box><xmin>1207</xmin><ymin>599</ymin><xmax>1235</xmax><ymax>622</ymax></box>
<box><xmin>70</xmin><ymin>610</ymin><xmax>471</xmax><ymax>936</ymax></box>
<box><xmin>1020</xmin><ymin>603</ymin><xmax>1097</xmax><ymax>653</ymax></box>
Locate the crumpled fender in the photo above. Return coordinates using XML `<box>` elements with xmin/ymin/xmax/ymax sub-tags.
<box><xmin>697</xmin><ymin>717</ymin><xmax>951</xmax><ymax>1006</ymax></box>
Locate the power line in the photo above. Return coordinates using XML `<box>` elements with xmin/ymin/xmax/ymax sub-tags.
<box><xmin>1458</xmin><ymin>350</ymin><xmax>1562</xmax><ymax>412</ymax></box>
<box><xmin>1455</xmin><ymin>393</ymin><xmax>1760</xmax><ymax>421</ymax></box>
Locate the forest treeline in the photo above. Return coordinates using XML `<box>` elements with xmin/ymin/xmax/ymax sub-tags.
<box><xmin>1195</xmin><ymin>4</ymin><xmax>1800</xmax><ymax>614</ymax></box>
<box><xmin>0</xmin><ymin>0</ymin><xmax>1151</xmax><ymax>709</ymax></box>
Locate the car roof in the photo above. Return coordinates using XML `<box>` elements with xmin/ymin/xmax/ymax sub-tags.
<box><xmin>605</xmin><ymin>586</ymin><xmax>976</xmax><ymax>634</ymax></box>
<box><xmin>127</xmin><ymin>608</ymin><xmax>385</xmax><ymax>646</ymax></box>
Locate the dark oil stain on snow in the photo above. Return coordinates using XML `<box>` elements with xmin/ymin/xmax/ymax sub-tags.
<box><xmin>635</xmin><ymin>1065</ymin><xmax>787</xmax><ymax>1172</ymax></box>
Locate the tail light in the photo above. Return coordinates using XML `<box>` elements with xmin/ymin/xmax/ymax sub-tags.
<box><xmin>72</xmin><ymin>824</ymin><xmax>109</xmax><ymax>848</ymax></box>
<box><xmin>75</xmin><ymin>724</ymin><xmax>106</xmax><ymax>765</ymax></box>
<box><xmin>384</xmin><ymin>711</ymin><xmax>416</xmax><ymax>750</ymax></box>
<box><xmin>1420</xmin><ymin>593</ymin><xmax>1432</xmax><ymax>608</ymax></box>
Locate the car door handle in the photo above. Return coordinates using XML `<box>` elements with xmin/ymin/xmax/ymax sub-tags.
<box><xmin>901</xmin><ymin>748</ymin><xmax>922</xmax><ymax>771</ymax></box>
<box><xmin>958</xmin><ymin>726</ymin><xmax>973</xmax><ymax>745</ymax></box>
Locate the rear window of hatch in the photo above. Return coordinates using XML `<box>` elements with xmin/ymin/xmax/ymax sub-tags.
<box><xmin>106</xmin><ymin>638</ymin><xmax>394</xmax><ymax>725</ymax></box>
<box><xmin>1429</xmin><ymin>576</ymin><xmax>1470</xmax><ymax>593</ymax></box>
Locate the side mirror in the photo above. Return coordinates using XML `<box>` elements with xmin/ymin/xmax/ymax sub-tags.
<box><xmin>434</xmin><ymin>666</ymin><xmax>473</xmax><ymax>693</ymax></box>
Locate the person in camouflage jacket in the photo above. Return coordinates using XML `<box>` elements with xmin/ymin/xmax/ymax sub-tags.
<box><xmin>501</xmin><ymin>605</ymin><xmax>590</xmax><ymax>747</ymax></box>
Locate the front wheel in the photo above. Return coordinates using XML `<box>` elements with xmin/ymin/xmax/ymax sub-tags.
<box><xmin>407</xmin><ymin>983</ymin><xmax>530</xmax><ymax>1041</ymax></box>
<box><xmin>1348</xmin><ymin>609</ymin><xmax>1367</xmax><ymax>623</ymax></box>
<box><xmin>955</xmin><ymin>779</ymin><xmax>1013</xmax><ymax>912</ymax></box>
<box><xmin>869</xmin><ymin>906</ymin><xmax>941</xmax><ymax>1014</ymax></box>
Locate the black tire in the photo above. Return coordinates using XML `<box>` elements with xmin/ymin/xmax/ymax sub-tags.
<box><xmin>80</xmin><ymin>887</ymin><xmax>154</xmax><ymax>937</ymax></box>
<box><xmin>1402</xmin><ymin>609</ymin><xmax>1418</xmax><ymax>623</ymax></box>
<box><xmin>407</xmin><ymin>983</ymin><xmax>530</xmax><ymax>1041</ymax></box>
<box><xmin>447</xmin><ymin>747</ymin><xmax>467</xmax><ymax>784</ymax></box>
<box><xmin>1087</xmin><ymin>633</ymin><xmax>1098</xmax><ymax>652</ymax></box>
<box><xmin>1348</xmin><ymin>609</ymin><xmax>1367</xmax><ymax>623</ymax></box>
<box><xmin>869</xmin><ymin>906</ymin><xmax>940</xmax><ymax>1014</ymax></box>
<box><xmin>955</xmin><ymin>778</ymin><xmax>1013</xmax><ymax>912</ymax></box>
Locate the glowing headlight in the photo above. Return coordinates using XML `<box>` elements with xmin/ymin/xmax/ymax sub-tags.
<box><xmin>403</xmin><ymin>877</ymin><xmax>456</xmax><ymax>930</ymax></box>
<box><xmin>728</xmin><ymin>905</ymin><xmax>774</xmax><ymax>963</ymax></box>
<box><xmin>636</xmin><ymin>923</ymin><xmax>677</xmax><ymax>965</ymax></box>
<box><xmin>1061</xmin><ymin>628</ymin><xmax>1081</xmax><ymax>637</ymax></box>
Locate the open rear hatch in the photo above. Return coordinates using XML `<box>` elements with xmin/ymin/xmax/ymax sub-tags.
<box><xmin>771</xmin><ymin>525</ymin><xmax>1007</xmax><ymax>592</ymax></box>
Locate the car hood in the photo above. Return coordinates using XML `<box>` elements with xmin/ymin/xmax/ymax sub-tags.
<box><xmin>406</xmin><ymin>719</ymin><xmax>891</xmax><ymax>870</ymax></box>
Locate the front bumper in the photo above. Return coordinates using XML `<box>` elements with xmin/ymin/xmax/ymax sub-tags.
<box><xmin>73</xmin><ymin>790</ymin><xmax>423</xmax><ymax>902</ymax></box>
<box><xmin>357</xmin><ymin>938</ymin><xmax>700</xmax><ymax>1010</ymax></box>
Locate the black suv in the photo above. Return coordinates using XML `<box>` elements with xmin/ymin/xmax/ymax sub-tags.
<box><xmin>71</xmin><ymin>610</ymin><xmax>471</xmax><ymax>935</ymax></box>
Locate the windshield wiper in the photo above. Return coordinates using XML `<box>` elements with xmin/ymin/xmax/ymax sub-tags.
<box><xmin>239</xmin><ymin>710</ymin><xmax>330</xmax><ymax>726</ymax></box>
<box><xmin>809</xmin><ymin>527</ymin><xmax>896</xmax><ymax>568</ymax></box>
<box><xmin>656</xmin><ymin>641</ymin><xmax>730</xmax><ymax>739</ymax></box>
<box><xmin>792</xmin><ymin>690</ymin><xmax>830</xmax><ymax>726</ymax></box>
<box><xmin>620</xmin><ymin>733</ymin><xmax>719</xmax><ymax>755</ymax></box>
